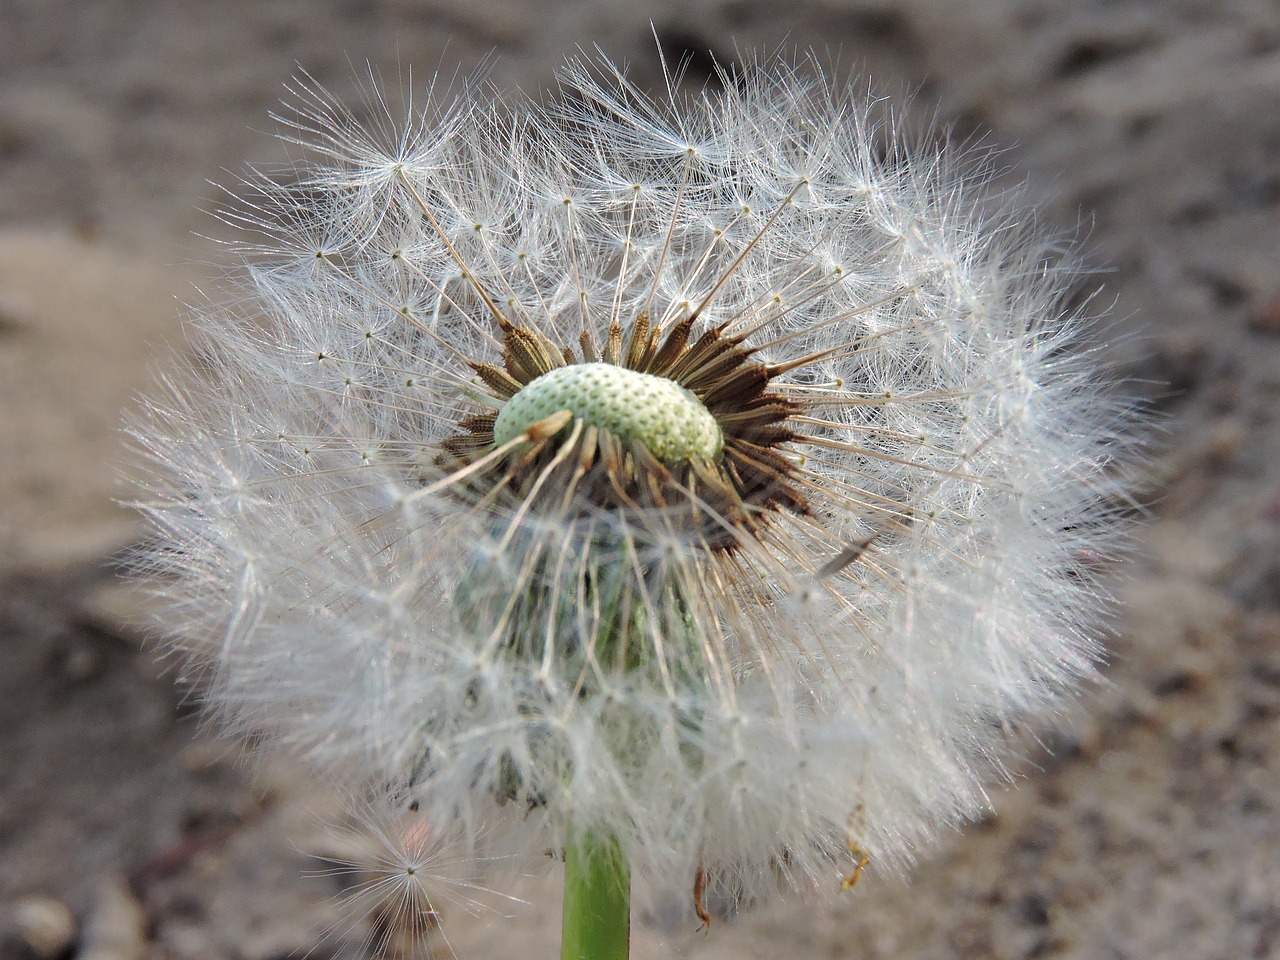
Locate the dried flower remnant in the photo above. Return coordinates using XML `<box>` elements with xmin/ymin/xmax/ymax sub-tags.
<box><xmin>131</xmin><ymin>51</ymin><xmax>1139</xmax><ymax>942</ymax></box>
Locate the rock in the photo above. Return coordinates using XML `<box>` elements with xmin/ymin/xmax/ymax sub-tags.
<box><xmin>76</xmin><ymin>880</ymin><xmax>146</xmax><ymax>960</ymax></box>
<box><xmin>11</xmin><ymin>895</ymin><xmax>78</xmax><ymax>959</ymax></box>
<box><xmin>1248</xmin><ymin>293</ymin><xmax>1280</xmax><ymax>335</ymax></box>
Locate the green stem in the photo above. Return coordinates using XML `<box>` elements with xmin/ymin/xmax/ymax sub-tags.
<box><xmin>560</xmin><ymin>829</ymin><xmax>631</xmax><ymax>960</ymax></box>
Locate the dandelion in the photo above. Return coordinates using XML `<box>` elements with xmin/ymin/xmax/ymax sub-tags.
<box><xmin>131</xmin><ymin>51</ymin><xmax>1138</xmax><ymax>959</ymax></box>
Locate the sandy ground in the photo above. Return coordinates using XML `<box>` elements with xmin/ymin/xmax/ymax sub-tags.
<box><xmin>2</xmin><ymin>0</ymin><xmax>1279</xmax><ymax>958</ymax></box>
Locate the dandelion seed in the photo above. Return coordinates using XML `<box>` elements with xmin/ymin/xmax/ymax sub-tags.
<box><xmin>310</xmin><ymin>794</ymin><xmax>526</xmax><ymax>960</ymax></box>
<box><xmin>130</xmin><ymin>50</ymin><xmax>1142</xmax><ymax>957</ymax></box>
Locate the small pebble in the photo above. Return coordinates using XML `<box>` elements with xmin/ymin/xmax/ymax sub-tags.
<box><xmin>58</xmin><ymin>641</ymin><xmax>105</xmax><ymax>684</ymax></box>
<box><xmin>1247</xmin><ymin>293</ymin><xmax>1280</xmax><ymax>334</ymax></box>
<box><xmin>76</xmin><ymin>880</ymin><xmax>146</xmax><ymax>960</ymax></box>
<box><xmin>13</xmin><ymin>895</ymin><xmax>77</xmax><ymax>958</ymax></box>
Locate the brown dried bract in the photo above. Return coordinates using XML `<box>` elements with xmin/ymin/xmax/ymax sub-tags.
<box><xmin>440</xmin><ymin>313</ymin><xmax>809</xmax><ymax>554</ymax></box>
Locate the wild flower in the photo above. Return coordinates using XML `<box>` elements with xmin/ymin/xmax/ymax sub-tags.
<box><xmin>131</xmin><ymin>51</ymin><xmax>1137</xmax><ymax>952</ymax></box>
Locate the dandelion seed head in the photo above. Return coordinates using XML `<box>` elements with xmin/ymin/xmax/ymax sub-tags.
<box><xmin>130</xmin><ymin>50</ymin><xmax>1142</xmax><ymax>911</ymax></box>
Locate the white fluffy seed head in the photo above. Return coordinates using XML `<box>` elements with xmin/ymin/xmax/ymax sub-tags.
<box><xmin>129</xmin><ymin>52</ymin><xmax>1143</xmax><ymax>910</ymax></box>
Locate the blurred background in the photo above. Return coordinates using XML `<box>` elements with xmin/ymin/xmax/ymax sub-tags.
<box><xmin>2</xmin><ymin>1</ymin><xmax>1278</xmax><ymax>958</ymax></box>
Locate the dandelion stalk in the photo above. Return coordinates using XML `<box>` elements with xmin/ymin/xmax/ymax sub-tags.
<box><xmin>561</xmin><ymin>829</ymin><xmax>630</xmax><ymax>960</ymax></box>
